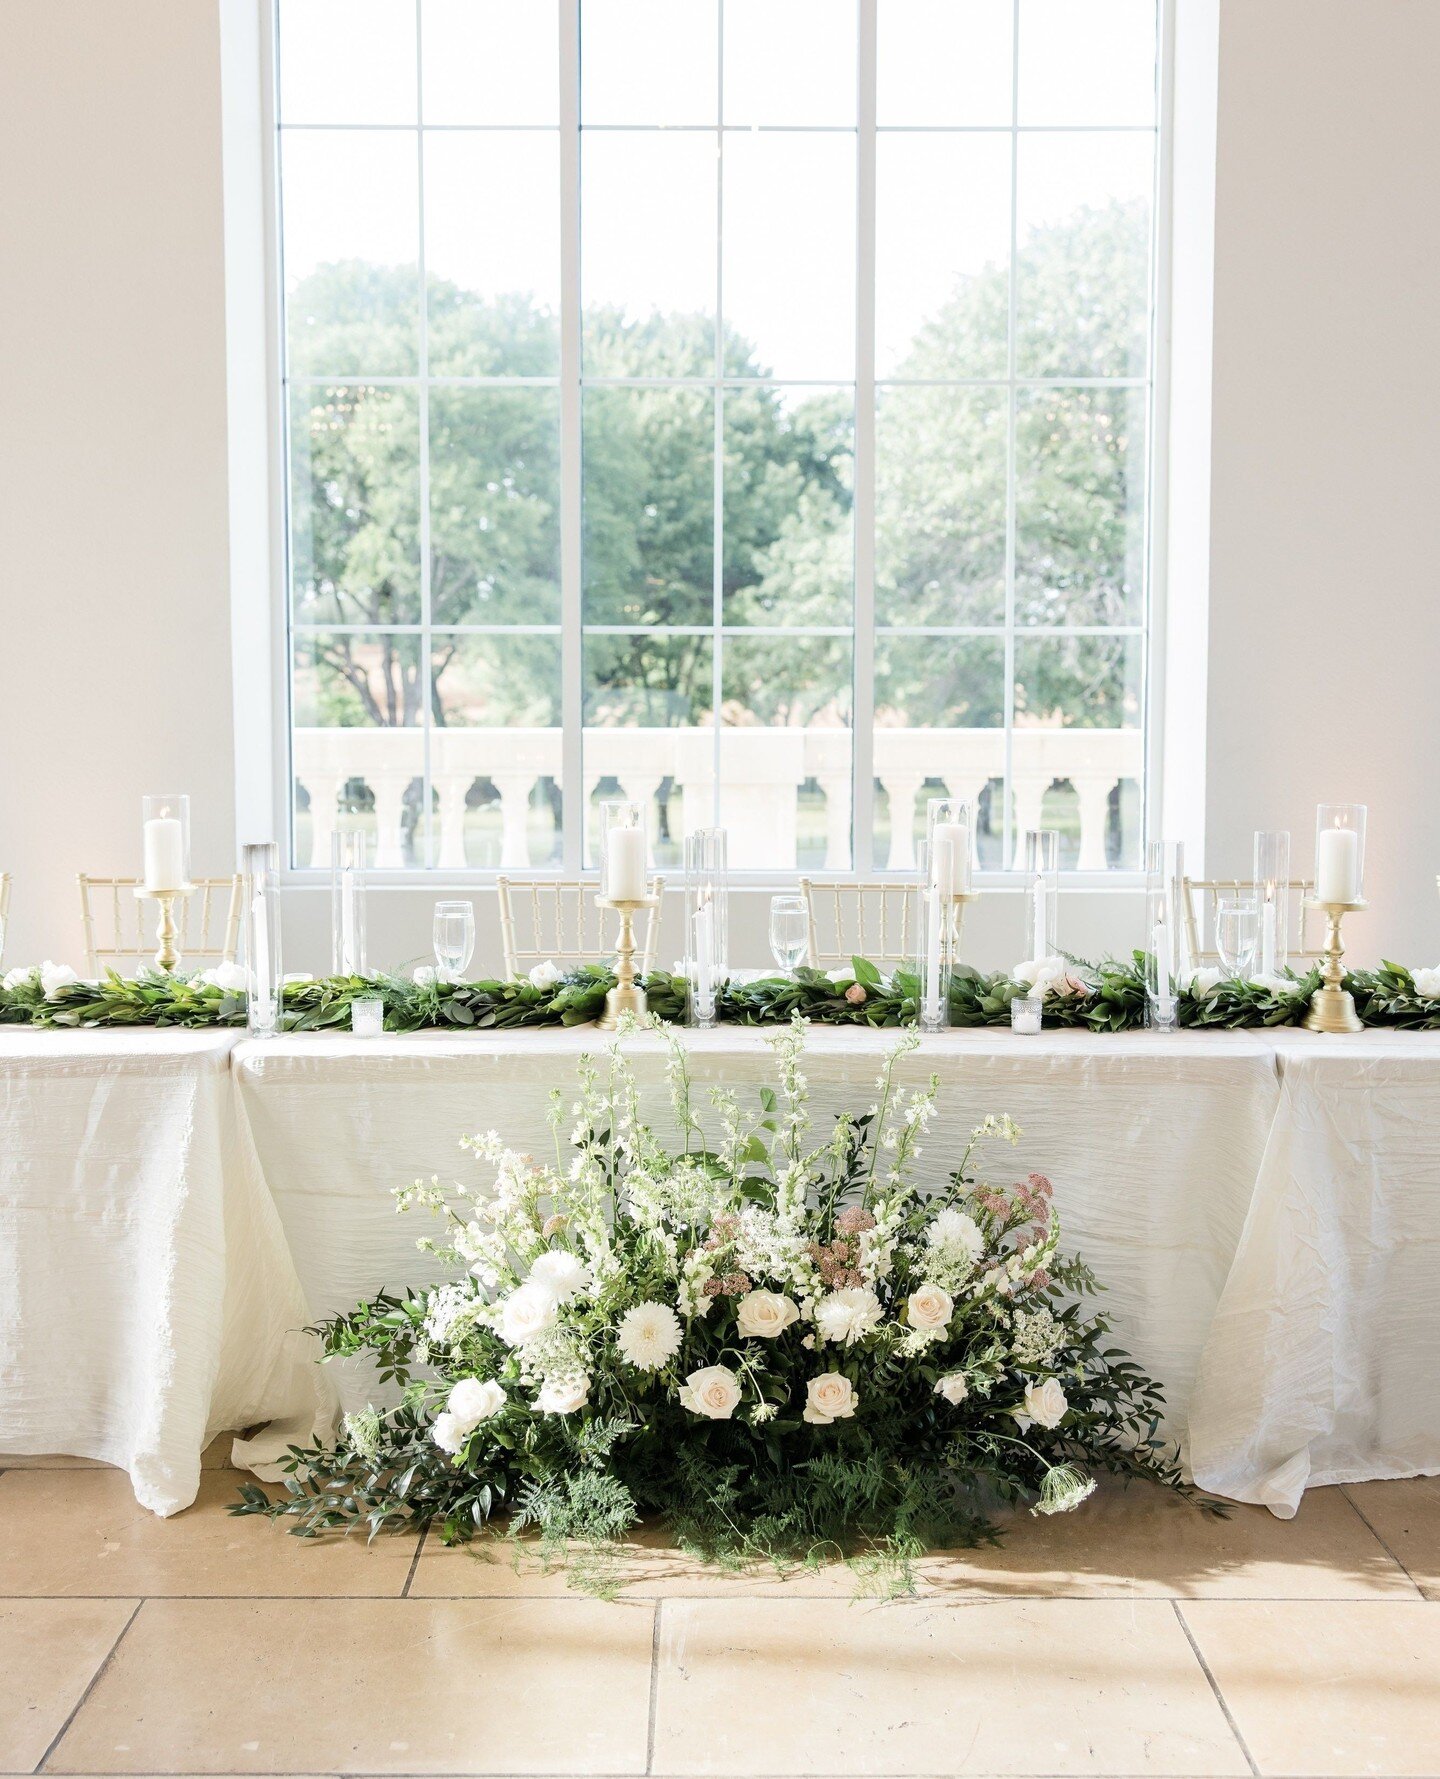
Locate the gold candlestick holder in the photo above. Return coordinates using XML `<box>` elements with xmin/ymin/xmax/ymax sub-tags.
<box><xmin>1301</xmin><ymin>897</ymin><xmax>1366</xmax><ymax>1033</ymax></box>
<box><xmin>947</xmin><ymin>889</ymin><xmax>980</xmax><ymax>954</ymax></box>
<box><xmin>133</xmin><ymin>884</ymin><xmax>193</xmax><ymax>973</ymax></box>
<box><xmin>595</xmin><ymin>894</ymin><xmax>660</xmax><ymax>1031</ymax></box>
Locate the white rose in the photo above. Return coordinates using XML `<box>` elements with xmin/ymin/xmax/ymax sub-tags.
<box><xmin>497</xmin><ymin>1280</ymin><xmax>560</xmax><ymax>1346</ymax></box>
<box><xmin>1013</xmin><ymin>956</ymin><xmax>1065</xmax><ymax>993</ymax></box>
<box><xmin>446</xmin><ymin>1378</ymin><xmax>505</xmax><ymax>1428</ymax></box>
<box><xmin>935</xmin><ymin>1372</ymin><xmax>969</xmax><ymax>1405</ymax></box>
<box><xmin>814</xmin><ymin>1286</ymin><xmax>883</xmax><ymax>1347</ymax></box>
<box><xmin>528</xmin><ymin>960</ymin><xmax>562</xmax><ymax>990</ymax></box>
<box><xmin>735</xmin><ymin>1290</ymin><xmax>800</xmax><ymax>1340</ymax></box>
<box><xmin>1020</xmin><ymin>1377</ymin><xmax>1069</xmax><ymax>1430</ymax></box>
<box><xmin>2</xmin><ymin>966</ymin><xmax>36</xmax><ymax>992</ymax></box>
<box><xmin>803</xmin><ymin>1373</ymin><xmax>858</xmax><ymax>1425</ymax></box>
<box><xmin>529</xmin><ymin>1249</ymin><xmax>591</xmax><ymax>1302</ymax></box>
<box><xmin>40</xmin><ymin>961</ymin><xmax>79</xmax><ymax>999</ymax></box>
<box><xmin>1412</xmin><ymin>966</ymin><xmax>1440</xmax><ymax>1000</ymax></box>
<box><xmin>537</xmin><ymin>1376</ymin><xmax>589</xmax><ymax>1415</ymax></box>
<box><xmin>431</xmin><ymin>1410</ymin><xmax>468</xmax><ymax>1455</ymax></box>
<box><xmin>1187</xmin><ymin>967</ymin><xmax>1225</xmax><ymax>999</ymax></box>
<box><xmin>679</xmin><ymin>1364</ymin><xmax>742</xmax><ymax>1420</ymax></box>
<box><xmin>827</xmin><ymin>966</ymin><xmax>854</xmax><ymax>985</ymax></box>
<box><xmin>198</xmin><ymin>961</ymin><xmax>248</xmax><ymax>994</ymax></box>
<box><xmin>906</xmin><ymin>1283</ymin><xmax>954</xmax><ymax>1331</ymax></box>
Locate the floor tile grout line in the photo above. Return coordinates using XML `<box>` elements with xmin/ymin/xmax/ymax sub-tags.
<box><xmin>1339</xmin><ymin>1483</ymin><xmax>1427</xmax><ymax>1596</ymax></box>
<box><xmin>402</xmin><ymin>1525</ymin><xmax>428</xmax><ymax>1598</ymax></box>
<box><xmin>645</xmin><ymin>1597</ymin><xmax>662</xmax><ymax>1775</ymax></box>
<box><xmin>1170</xmin><ymin>1599</ymin><xmax>1259</xmax><ymax>1779</ymax></box>
<box><xmin>32</xmin><ymin>1596</ymin><xmax>143</xmax><ymax>1775</ymax></box>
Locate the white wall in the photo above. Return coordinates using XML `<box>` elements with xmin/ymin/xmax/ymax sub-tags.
<box><xmin>0</xmin><ymin>0</ymin><xmax>237</xmax><ymax>965</ymax></box>
<box><xmin>3</xmin><ymin>1</ymin><xmax>1438</xmax><ymax>974</ymax></box>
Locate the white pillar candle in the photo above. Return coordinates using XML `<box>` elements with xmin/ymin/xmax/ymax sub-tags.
<box><xmin>1030</xmin><ymin>873</ymin><xmax>1049</xmax><ymax>959</ymax></box>
<box><xmin>929</xmin><ymin>834</ymin><xmax>956</xmax><ymax>900</ymax></box>
<box><xmin>340</xmin><ymin>874</ymin><xmax>358</xmax><ymax>972</ymax></box>
<box><xmin>693</xmin><ymin>902</ymin><xmax>714</xmax><ymax>1014</ymax></box>
<box><xmin>1260</xmin><ymin>887</ymin><xmax>1277</xmax><ymax>978</ymax></box>
<box><xmin>923</xmin><ymin>881</ymin><xmax>943</xmax><ymax>1025</ymax></box>
<box><xmin>143</xmin><ymin>816</ymin><xmax>185</xmax><ymax>892</ymax></box>
<box><xmin>251</xmin><ymin>891</ymin><xmax>274</xmax><ymax>1026</ymax></box>
<box><xmin>1154</xmin><ymin>904</ymin><xmax>1174</xmax><ymax>992</ymax></box>
<box><xmin>1316</xmin><ymin>826</ymin><xmax>1359</xmax><ymax>904</ymax></box>
<box><xmin>607</xmin><ymin>825</ymin><xmax>648</xmax><ymax>901</ymax></box>
<box><xmin>931</xmin><ymin>823</ymin><xmax>970</xmax><ymax>895</ymax></box>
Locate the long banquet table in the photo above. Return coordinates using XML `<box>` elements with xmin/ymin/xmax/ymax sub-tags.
<box><xmin>3</xmin><ymin>1023</ymin><xmax>1437</xmax><ymax>1518</ymax></box>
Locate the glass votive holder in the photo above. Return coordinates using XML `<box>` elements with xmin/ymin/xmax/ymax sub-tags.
<box><xmin>1010</xmin><ymin>995</ymin><xmax>1043</xmax><ymax>1035</ymax></box>
<box><xmin>350</xmin><ymin>994</ymin><xmax>385</xmax><ymax>1039</ymax></box>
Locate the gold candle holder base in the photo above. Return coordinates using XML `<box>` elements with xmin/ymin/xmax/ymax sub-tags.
<box><xmin>133</xmin><ymin>884</ymin><xmax>194</xmax><ymax>973</ymax></box>
<box><xmin>1301</xmin><ymin>898</ymin><xmax>1366</xmax><ymax>1034</ymax></box>
<box><xmin>595</xmin><ymin>894</ymin><xmax>660</xmax><ymax>1031</ymax></box>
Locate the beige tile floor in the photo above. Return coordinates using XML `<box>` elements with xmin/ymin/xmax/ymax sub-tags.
<box><xmin>1</xmin><ymin>1446</ymin><xmax>1437</xmax><ymax>1779</ymax></box>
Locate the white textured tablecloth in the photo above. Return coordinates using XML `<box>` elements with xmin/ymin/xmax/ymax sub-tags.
<box><xmin>0</xmin><ymin>1029</ymin><xmax>333</xmax><ymax>1514</ymax></box>
<box><xmin>1189</xmin><ymin>1030</ymin><xmax>1440</xmax><ymax>1513</ymax></box>
<box><xmin>232</xmin><ymin>1027</ymin><xmax>1281</xmax><ymax>1459</ymax></box>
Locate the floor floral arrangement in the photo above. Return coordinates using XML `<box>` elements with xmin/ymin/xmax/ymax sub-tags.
<box><xmin>234</xmin><ymin>1019</ymin><xmax>1205</xmax><ymax>1595</ymax></box>
<box><xmin>4</xmin><ymin>954</ymin><xmax>1440</xmax><ymax>1031</ymax></box>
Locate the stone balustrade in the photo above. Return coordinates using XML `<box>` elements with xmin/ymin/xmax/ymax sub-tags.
<box><xmin>292</xmin><ymin>725</ymin><xmax>1142</xmax><ymax>872</ymax></box>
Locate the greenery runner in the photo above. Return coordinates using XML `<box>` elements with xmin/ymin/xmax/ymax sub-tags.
<box><xmin>3</xmin><ymin>956</ymin><xmax>1439</xmax><ymax>1031</ymax></box>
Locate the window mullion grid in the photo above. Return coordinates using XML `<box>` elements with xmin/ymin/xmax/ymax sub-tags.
<box><xmin>415</xmin><ymin>0</ymin><xmax>433</xmax><ymax>869</ymax></box>
<box><xmin>1002</xmin><ymin>0</ymin><xmax>1021</xmax><ymax>872</ymax></box>
<box><xmin>852</xmin><ymin>0</ymin><xmax>877</xmax><ymax>876</ymax></box>
<box><xmin>559</xmin><ymin>0</ymin><xmax>583</xmax><ymax>874</ymax></box>
<box><xmin>711</xmin><ymin>0</ymin><xmax>725</xmax><ymax>836</ymax></box>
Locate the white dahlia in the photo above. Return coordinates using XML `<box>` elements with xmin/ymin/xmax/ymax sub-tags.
<box><xmin>616</xmin><ymin>1301</ymin><xmax>683</xmax><ymax>1372</ymax></box>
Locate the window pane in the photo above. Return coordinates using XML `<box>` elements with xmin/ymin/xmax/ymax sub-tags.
<box><xmin>291</xmin><ymin>633</ymin><xmax>424</xmax><ymax>868</ymax></box>
<box><xmin>1015</xmin><ymin>385</ymin><xmax>1146</xmax><ymax>627</ymax></box>
<box><xmin>723</xmin><ymin>0</ymin><xmax>857</xmax><ymax>127</ymax></box>
<box><xmin>583</xmin><ymin>388</ymin><xmax>714</xmax><ymax>626</ymax></box>
<box><xmin>420</xmin><ymin>0</ymin><xmax>558</xmax><ymax>125</ymax></box>
<box><xmin>1018</xmin><ymin>0</ymin><xmax>1157</xmax><ymax>127</ymax></box>
<box><xmin>877</xmin><ymin>387</ymin><xmax>1006</xmax><ymax>627</ymax></box>
<box><xmin>582</xmin><ymin>133</ymin><xmax>717</xmax><ymax>374</ymax></box>
<box><xmin>723</xmin><ymin>133</ymin><xmax>855</xmax><ymax>381</ymax></box>
<box><xmin>581</xmin><ymin>0</ymin><xmax>717</xmax><ymax>125</ymax></box>
<box><xmin>429</xmin><ymin>389</ymin><xmax>561</xmax><ymax>625</ymax></box>
<box><xmin>279</xmin><ymin>0</ymin><xmax>416</xmax><ymax>125</ymax></box>
<box><xmin>723</xmin><ymin>387</ymin><xmax>853</xmax><ymax>627</ymax></box>
<box><xmin>282</xmin><ymin>132</ymin><xmax>419</xmax><ymax>375</ymax></box>
<box><xmin>877</xmin><ymin>0</ymin><xmax>1013</xmax><ymax>127</ymax></box>
<box><xmin>720</xmin><ymin>637</ymin><xmax>852</xmax><ymax>870</ymax></box>
<box><xmin>424</xmin><ymin>133</ymin><xmax>560</xmax><ymax>375</ymax></box>
<box><xmin>1015</xmin><ymin>131</ymin><xmax>1153</xmax><ymax>380</ymax></box>
<box><xmin>872</xmin><ymin>634</ymin><xmax>1005</xmax><ymax>869</ymax></box>
<box><xmin>584</xmin><ymin>635</ymin><xmax>716</xmax><ymax>868</ymax></box>
<box><xmin>433</xmin><ymin>633</ymin><xmax>560</xmax><ymax>727</ymax></box>
<box><xmin>876</xmin><ymin>134</ymin><xmax>1010</xmax><ymax>379</ymax></box>
<box><xmin>1013</xmin><ymin>633</ymin><xmax>1143</xmax><ymax>728</ymax></box>
<box><xmin>290</xmin><ymin>385</ymin><xmax>420</xmax><ymax>625</ymax></box>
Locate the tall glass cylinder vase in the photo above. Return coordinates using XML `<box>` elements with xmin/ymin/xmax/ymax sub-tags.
<box><xmin>925</xmin><ymin>797</ymin><xmax>973</xmax><ymax>899</ymax></box>
<box><xmin>330</xmin><ymin>829</ymin><xmax>367</xmax><ymax>976</ymax></box>
<box><xmin>1314</xmin><ymin>804</ymin><xmax>1366</xmax><ymax>905</ymax></box>
<box><xmin>598</xmin><ymin>799</ymin><xmax>647</xmax><ymax>901</ymax></box>
<box><xmin>683</xmin><ymin>828</ymin><xmax>728</xmax><ymax>1028</ymax></box>
<box><xmin>141</xmin><ymin>793</ymin><xmax>190</xmax><ymax>892</ymax></box>
<box><xmin>1022</xmin><ymin>829</ymin><xmax>1059</xmax><ymax>962</ymax></box>
<box><xmin>1253</xmin><ymin>829</ymin><xmax>1291</xmax><ymax>978</ymax></box>
<box><xmin>913</xmin><ymin>839</ymin><xmax>951</xmax><ymax>1033</ymax></box>
<box><xmin>1144</xmin><ymin>840</ymin><xmax>1183</xmax><ymax>1032</ymax></box>
<box><xmin>242</xmin><ymin>842</ymin><xmax>282</xmax><ymax>1038</ymax></box>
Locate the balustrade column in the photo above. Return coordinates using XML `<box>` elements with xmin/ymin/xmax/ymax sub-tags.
<box><xmin>1010</xmin><ymin>776</ymin><xmax>1053</xmax><ymax>867</ymax></box>
<box><xmin>816</xmin><ymin>772</ymin><xmax>853</xmax><ymax>871</ymax></box>
<box><xmin>303</xmin><ymin>775</ymin><xmax>346</xmax><ymax>870</ymax></box>
<box><xmin>1073</xmin><ymin>775</ymin><xmax>1116</xmax><ymax>872</ymax></box>
<box><xmin>434</xmin><ymin>775</ymin><xmax>471</xmax><ymax>871</ymax></box>
<box><xmin>369</xmin><ymin>773</ymin><xmax>411</xmax><ymax>869</ymax></box>
<box><xmin>877</xmin><ymin>773</ymin><xmax>926</xmax><ymax>870</ymax></box>
<box><xmin>492</xmin><ymin>773</ymin><xmax>537</xmax><ymax>869</ymax></box>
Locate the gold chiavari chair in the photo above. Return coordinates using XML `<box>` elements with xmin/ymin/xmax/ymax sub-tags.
<box><xmin>77</xmin><ymin>875</ymin><xmax>244</xmax><ymax>976</ymax></box>
<box><xmin>799</xmin><ymin>878</ymin><xmax>916</xmax><ymax>971</ymax></box>
<box><xmin>1180</xmin><ymin>877</ymin><xmax>1323</xmax><ymax>968</ymax></box>
<box><xmin>497</xmin><ymin>878</ymin><xmax>666</xmax><ymax>980</ymax></box>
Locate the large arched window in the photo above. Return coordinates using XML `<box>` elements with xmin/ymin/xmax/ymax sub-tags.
<box><xmin>275</xmin><ymin>0</ymin><xmax>1162</xmax><ymax>876</ymax></box>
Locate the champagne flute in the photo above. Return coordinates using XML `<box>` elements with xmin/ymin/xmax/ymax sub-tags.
<box><xmin>1214</xmin><ymin>895</ymin><xmax>1258</xmax><ymax>980</ymax></box>
<box><xmin>433</xmin><ymin>899</ymin><xmax>475</xmax><ymax>979</ymax></box>
<box><xmin>769</xmin><ymin>895</ymin><xmax>808</xmax><ymax>974</ymax></box>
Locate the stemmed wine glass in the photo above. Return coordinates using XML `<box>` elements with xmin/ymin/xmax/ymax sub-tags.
<box><xmin>1214</xmin><ymin>894</ymin><xmax>1258</xmax><ymax>980</ymax></box>
<box><xmin>769</xmin><ymin>895</ymin><xmax>808</xmax><ymax>975</ymax></box>
<box><xmin>433</xmin><ymin>899</ymin><xmax>476</xmax><ymax>980</ymax></box>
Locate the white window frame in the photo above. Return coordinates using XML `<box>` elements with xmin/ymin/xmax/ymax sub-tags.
<box><xmin>252</xmin><ymin>0</ymin><xmax>1177</xmax><ymax>888</ymax></box>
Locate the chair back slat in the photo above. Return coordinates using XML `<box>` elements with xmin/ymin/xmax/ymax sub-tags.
<box><xmin>799</xmin><ymin>879</ymin><xmax>915</xmax><ymax>969</ymax></box>
<box><xmin>497</xmin><ymin>879</ymin><xmax>665</xmax><ymax>979</ymax></box>
<box><xmin>77</xmin><ymin>874</ymin><xmax>244</xmax><ymax>975</ymax></box>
